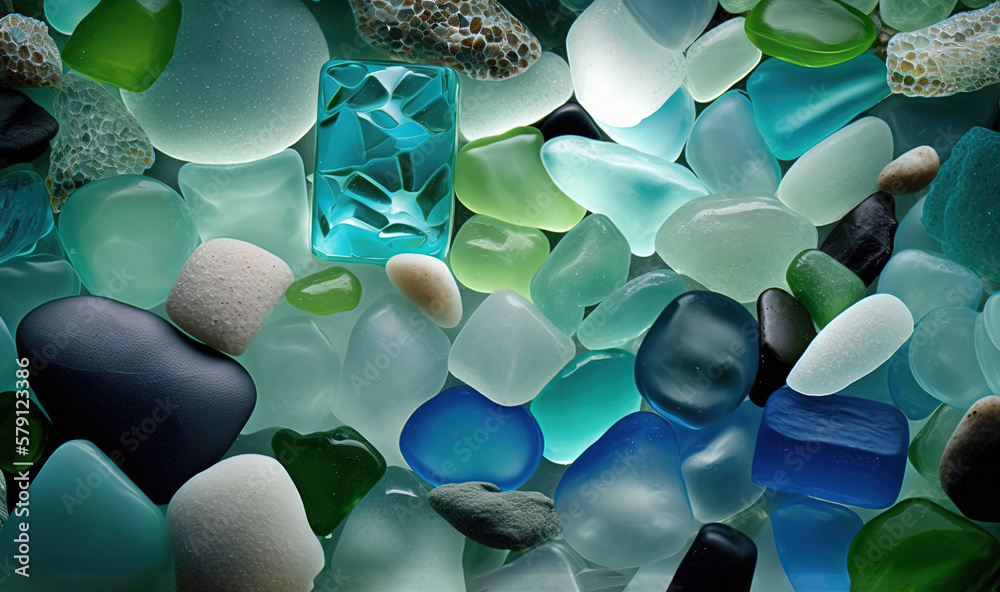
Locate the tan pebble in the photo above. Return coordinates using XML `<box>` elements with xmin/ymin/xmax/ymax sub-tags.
<box><xmin>386</xmin><ymin>253</ymin><xmax>463</xmax><ymax>328</ymax></box>
<box><xmin>877</xmin><ymin>145</ymin><xmax>940</xmax><ymax>195</ymax></box>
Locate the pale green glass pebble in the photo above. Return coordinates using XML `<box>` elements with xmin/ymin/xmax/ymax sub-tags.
<box><xmin>786</xmin><ymin>294</ymin><xmax>914</xmax><ymax>396</ymax></box>
<box><xmin>541</xmin><ymin>136</ymin><xmax>708</xmax><ymax>256</ymax></box>
<box><xmin>777</xmin><ymin>117</ymin><xmax>894</xmax><ymax>226</ymax></box>
<box><xmin>720</xmin><ymin>0</ymin><xmax>761</xmax><ymax>10</ymax></box>
<box><xmin>909</xmin><ymin>307</ymin><xmax>991</xmax><ymax>408</ymax></box>
<box><xmin>877</xmin><ymin>249</ymin><xmax>981</xmax><ymax>321</ymax></box>
<box><xmin>908</xmin><ymin>403</ymin><xmax>967</xmax><ymax>482</ymax></box>
<box><xmin>449</xmin><ymin>215</ymin><xmax>550</xmax><ymax>299</ymax></box>
<box><xmin>655</xmin><ymin>194</ymin><xmax>818</xmax><ymax>303</ymax></box>
<box><xmin>0</xmin><ymin>254</ymin><xmax>80</xmax><ymax>331</ymax></box>
<box><xmin>842</xmin><ymin>0</ymin><xmax>878</xmax><ymax>11</ymax></box>
<box><xmin>530</xmin><ymin>350</ymin><xmax>643</xmax><ymax>464</ymax></box>
<box><xmin>577</xmin><ymin>269</ymin><xmax>687</xmax><ymax>350</ymax></box>
<box><xmin>530</xmin><ymin>214</ymin><xmax>631</xmax><ymax>336</ymax></box>
<box><xmin>880</xmin><ymin>0</ymin><xmax>958</xmax><ymax>32</ymax></box>
<box><xmin>178</xmin><ymin>149</ymin><xmax>311</xmax><ymax>273</ymax></box>
<box><xmin>57</xmin><ymin>175</ymin><xmax>199</xmax><ymax>310</ymax></box>
<box><xmin>449</xmin><ymin>289</ymin><xmax>576</xmax><ymax>406</ymax></box>
<box><xmin>683</xmin><ymin>18</ymin><xmax>762</xmax><ymax>103</ymax></box>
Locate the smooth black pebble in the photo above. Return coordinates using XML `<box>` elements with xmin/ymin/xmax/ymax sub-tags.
<box><xmin>750</xmin><ymin>288</ymin><xmax>816</xmax><ymax>407</ymax></box>
<box><xmin>538</xmin><ymin>102</ymin><xmax>602</xmax><ymax>142</ymax></box>
<box><xmin>820</xmin><ymin>191</ymin><xmax>898</xmax><ymax>286</ymax></box>
<box><xmin>0</xmin><ymin>89</ymin><xmax>58</xmax><ymax>164</ymax></box>
<box><xmin>16</xmin><ymin>295</ymin><xmax>256</xmax><ymax>504</ymax></box>
<box><xmin>668</xmin><ymin>523</ymin><xmax>757</xmax><ymax>592</ymax></box>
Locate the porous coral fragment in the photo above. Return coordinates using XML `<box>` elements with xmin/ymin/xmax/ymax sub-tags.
<box><xmin>348</xmin><ymin>0</ymin><xmax>541</xmax><ymax>80</ymax></box>
<box><xmin>0</xmin><ymin>13</ymin><xmax>61</xmax><ymax>88</ymax></box>
<box><xmin>887</xmin><ymin>2</ymin><xmax>1000</xmax><ymax>97</ymax></box>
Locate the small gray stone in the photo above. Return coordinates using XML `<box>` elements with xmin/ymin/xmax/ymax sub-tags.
<box><xmin>428</xmin><ymin>482</ymin><xmax>562</xmax><ymax>551</ymax></box>
<box><xmin>877</xmin><ymin>145</ymin><xmax>940</xmax><ymax>195</ymax></box>
<box><xmin>940</xmin><ymin>395</ymin><xmax>1000</xmax><ymax>522</ymax></box>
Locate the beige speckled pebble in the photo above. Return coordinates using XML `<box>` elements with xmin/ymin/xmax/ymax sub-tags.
<box><xmin>166</xmin><ymin>238</ymin><xmax>293</xmax><ymax>356</ymax></box>
<box><xmin>940</xmin><ymin>395</ymin><xmax>1000</xmax><ymax>522</ymax></box>
<box><xmin>386</xmin><ymin>253</ymin><xmax>463</xmax><ymax>328</ymax></box>
<box><xmin>877</xmin><ymin>145</ymin><xmax>940</xmax><ymax>195</ymax></box>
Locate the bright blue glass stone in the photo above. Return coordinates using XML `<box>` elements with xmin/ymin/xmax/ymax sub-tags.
<box><xmin>771</xmin><ymin>497</ymin><xmax>863</xmax><ymax>592</ymax></box>
<box><xmin>887</xmin><ymin>338</ymin><xmax>941</xmax><ymax>421</ymax></box>
<box><xmin>0</xmin><ymin>171</ymin><xmax>53</xmax><ymax>265</ymax></box>
<box><xmin>399</xmin><ymin>386</ymin><xmax>543</xmax><ymax>490</ymax></box>
<box><xmin>751</xmin><ymin>387</ymin><xmax>908</xmax><ymax>509</ymax></box>
<box><xmin>311</xmin><ymin>60</ymin><xmax>459</xmax><ymax>264</ymax></box>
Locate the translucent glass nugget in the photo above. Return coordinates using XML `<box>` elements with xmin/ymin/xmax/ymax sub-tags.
<box><xmin>887</xmin><ymin>339</ymin><xmax>942</xmax><ymax>420</ymax></box>
<box><xmin>0</xmin><ymin>254</ymin><xmax>79</xmax><ymax>340</ymax></box>
<box><xmin>448</xmin><ymin>215</ymin><xmax>550</xmax><ymax>298</ymax></box>
<box><xmin>596</xmin><ymin>85</ymin><xmax>695</xmax><ymax>162</ymax></box>
<box><xmin>622</xmin><ymin>0</ymin><xmax>716</xmax><ymax>51</ymax></box>
<box><xmin>311</xmin><ymin>60</ymin><xmax>458</xmax><ymax>263</ymax></box>
<box><xmin>976</xmin><ymin>292</ymin><xmax>1000</xmax><ymax>396</ymax></box>
<box><xmin>683</xmin><ymin>17</ymin><xmax>762</xmax><ymax>103</ymax></box>
<box><xmin>44</xmin><ymin>0</ymin><xmax>101</xmax><ymax>34</ymax></box>
<box><xmin>576</xmin><ymin>269</ymin><xmax>687</xmax><ymax>351</ymax></box>
<box><xmin>744</xmin><ymin>0</ymin><xmax>877</xmax><ymax>67</ymax></box>
<box><xmin>909</xmin><ymin>307</ymin><xmax>990</xmax><ymax>408</ymax></box>
<box><xmin>877</xmin><ymin>249</ymin><xmax>981</xmax><ymax>321</ymax></box>
<box><xmin>880</xmin><ymin>0</ymin><xmax>959</xmax><ymax>33</ymax></box>
<box><xmin>785</xmin><ymin>249</ymin><xmax>865</xmax><ymax>329</ymax></box>
<box><xmin>0</xmin><ymin>171</ymin><xmax>52</xmax><ymax>265</ymax></box>
<box><xmin>771</xmin><ymin>498</ymin><xmax>863</xmax><ymax>592</ymax></box>
<box><xmin>908</xmin><ymin>403</ymin><xmax>965</xmax><ymax>482</ymax></box>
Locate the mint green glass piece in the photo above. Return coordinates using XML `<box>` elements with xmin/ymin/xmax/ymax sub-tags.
<box><xmin>880</xmin><ymin>0</ymin><xmax>959</xmax><ymax>32</ymax></box>
<box><xmin>683</xmin><ymin>18</ymin><xmax>762</xmax><ymax>103</ymax></box>
<box><xmin>57</xmin><ymin>175</ymin><xmax>199</xmax><ymax>310</ymax></box>
<box><xmin>530</xmin><ymin>214</ymin><xmax>631</xmax><ymax>336</ymax></box>
<box><xmin>623</xmin><ymin>0</ymin><xmax>716</xmax><ymax>51</ymax></box>
<box><xmin>656</xmin><ymin>194</ymin><xmax>818</xmax><ymax>303</ymax></box>
<box><xmin>448</xmin><ymin>214</ymin><xmax>550</xmax><ymax>299</ymax></box>
<box><xmin>577</xmin><ymin>269</ymin><xmax>687</xmax><ymax>350</ymax></box>
<box><xmin>909</xmin><ymin>403</ymin><xmax>966</xmax><ymax>482</ymax></box>
<box><xmin>284</xmin><ymin>266</ymin><xmax>361</xmax><ymax>316</ymax></box>
<box><xmin>909</xmin><ymin>307</ymin><xmax>991</xmax><ymax>408</ymax></box>
<box><xmin>179</xmin><ymin>149</ymin><xmax>312</xmax><ymax>273</ymax></box>
<box><xmin>842</xmin><ymin>0</ymin><xmax>877</xmax><ymax>10</ymax></box>
<box><xmin>745</xmin><ymin>0</ymin><xmax>877</xmax><ymax>67</ymax></box>
<box><xmin>0</xmin><ymin>254</ymin><xmax>80</xmax><ymax>331</ymax></box>
<box><xmin>541</xmin><ymin>136</ymin><xmax>708</xmax><ymax>256</ymax></box>
<box><xmin>44</xmin><ymin>0</ymin><xmax>101</xmax><ymax>34</ymax></box>
<box><xmin>597</xmin><ymin>85</ymin><xmax>695</xmax><ymax>163</ymax></box>
<box><xmin>721</xmin><ymin>0</ymin><xmax>761</xmax><ymax>10</ymax></box>
<box><xmin>685</xmin><ymin>91</ymin><xmax>780</xmax><ymax>195</ymax></box>
<box><xmin>530</xmin><ymin>350</ymin><xmax>643</xmax><ymax>464</ymax></box>
<box><xmin>786</xmin><ymin>249</ymin><xmax>865</xmax><ymax>329</ymax></box>
<box><xmin>0</xmin><ymin>440</ymin><xmax>169</xmax><ymax>592</ymax></box>
<box><xmin>877</xmin><ymin>249</ymin><xmax>981</xmax><ymax>321</ymax></box>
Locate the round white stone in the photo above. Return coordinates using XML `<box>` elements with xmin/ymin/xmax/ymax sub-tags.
<box><xmin>877</xmin><ymin>145</ymin><xmax>940</xmax><ymax>195</ymax></box>
<box><xmin>386</xmin><ymin>254</ymin><xmax>463</xmax><ymax>328</ymax></box>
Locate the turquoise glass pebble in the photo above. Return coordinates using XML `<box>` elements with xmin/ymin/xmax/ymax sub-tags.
<box><xmin>622</xmin><ymin>0</ymin><xmax>716</xmax><ymax>51</ymax></box>
<box><xmin>44</xmin><ymin>0</ymin><xmax>101</xmax><ymax>34</ymax></box>
<box><xmin>542</xmin><ymin>136</ymin><xmax>708</xmax><ymax>256</ymax></box>
<box><xmin>887</xmin><ymin>338</ymin><xmax>942</xmax><ymax>421</ymax></box>
<box><xmin>0</xmin><ymin>171</ymin><xmax>54</xmax><ymax>265</ymax></box>
<box><xmin>530</xmin><ymin>350</ymin><xmax>643</xmax><ymax>464</ymax></box>
<box><xmin>909</xmin><ymin>307</ymin><xmax>991</xmax><ymax>408</ymax></box>
<box><xmin>685</xmin><ymin>90</ymin><xmax>780</xmax><ymax>195</ymax></box>
<box><xmin>0</xmin><ymin>254</ymin><xmax>80</xmax><ymax>332</ymax></box>
<box><xmin>747</xmin><ymin>52</ymin><xmax>890</xmax><ymax>160</ymax></box>
<box><xmin>0</xmin><ymin>440</ymin><xmax>169</xmax><ymax>592</ymax></box>
<box><xmin>771</xmin><ymin>497</ymin><xmax>863</xmax><ymax>592</ymax></box>
<box><xmin>893</xmin><ymin>198</ymin><xmax>943</xmax><ymax>255</ymax></box>
<box><xmin>597</xmin><ymin>85</ymin><xmax>696</xmax><ymax>162</ymax></box>
<box><xmin>877</xmin><ymin>249</ymin><xmax>981</xmax><ymax>321</ymax></box>
<box><xmin>530</xmin><ymin>214</ymin><xmax>631</xmax><ymax>335</ymax></box>
<box><xmin>311</xmin><ymin>60</ymin><xmax>459</xmax><ymax>264</ymax></box>
<box><xmin>399</xmin><ymin>386</ymin><xmax>544</xmax><ymax>490</ymax></box>
<box><xmin>576</xmin><ymin>269</ymin><xmax>687</xmax><ymax>350</ymax></box>
<box><xmin>57</xmin><ymin>174</ymin><xmax>199</xmax><ymax>310</ymax></box>
<box><xmin>976</xmin><ymin>292</ymin><xmax>1000</xmax><ymax>396</ymax></box>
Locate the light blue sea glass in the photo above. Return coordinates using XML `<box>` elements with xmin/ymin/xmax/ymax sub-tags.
<box><xmin>530</xmin><ymin>350</ymin><xmax>643</xmax><ymax>464</ymax></box>
<box><xmin>880</xmin><ymin>0</ymin><xmax>958</xmax><ymax>32</ymax></box>
<box><xmin>623</xmin><ymin>0</ymin><xmax>716</xmax><ymax>51</ymax></box>
<box><xmin>877</xmin><ymin>249</ymin><xmax>981</xmax><ymax>321</ymax></box>
<box><xmin>529</xmin><ymin>214</ymin><xmax>631</xmax><ymax>335</ymax></box>
<box><xmin>685</xmin><ymin>91</ymin><xmax>781</xmax><ymax>195</ymax></box>
<box><xmin>541</xmin><ymin>136</ymin><xmax>708</xmax><ymax>256</ymax></box>
<box><xmin>893</xmin><ymin>197</ymin><xmax>943</xmax><ymax>255</ymax></box>
<box><xmin>0</xmin><ymin>440</ymin><xmax>170</xmax><ymax>592</ymax></box>
<box><xmin>44</xmin><ymin>0</ymin><xmax>101</xmax><ymax>34</ymax></box>
<box><xmin>747</xmin><ymin>53</ymin><xmax>891</xmax><ymax>160</ymax></box>
<box><xmin>887</xmin><ymin>338</ymin><xmax>942</xmax><ymax>421</ymax></box>
<box><xmin>0</xmin><ymin>254</ymin><xmax>80</xmax><ymax>332</ymax></box>
<box><xmin>909</xmin><ymin>307</ymin><xmax>991</xmax><ymax>408</ymax></box>
<box><xmin>179</xmin><ymin>149</ymin><xmax>312</xmax><ymax>273</ymax></box>
<box><xmin>0</xmin><ymin>171</ymin><xmax>53</xmax><ymax>265</ymax></box>
<box><xmin>976</xmin><ymin>292</ymin><xmax>1000</xmax><ymax>396</ymax></box>
<box><xmin>576</xmin><ymin>269</ymin><xmax>687</xmax><ymax>350</ymax></box>
<box><xmin>771</xmin><ymin>497</ymin><xmax>863</xmax><ymax>592</ymax></box>
<box><xmin>311</xmin><ymin>60</ymin><xmax>459</xmax><ymax>264</ymax></box>
<box><xmin>597</xmin><ymin>86</ymin><xmax>696</xmax><ymax>162</ymax></box>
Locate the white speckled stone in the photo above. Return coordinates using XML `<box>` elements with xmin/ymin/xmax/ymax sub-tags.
<box><xmin>386</xmin><ymin>253</ymin><xmax>463</xmax><ymax>328</ymax></box>
<box><xmin>166</xmin><ymin>238</ymin><xmax>294</xmax><ymax>356</ymax></box>
<box><xmin>877</xmin><ymin>145</ymin><xmax>940</xmax><ymax>195</ymax></box>
<box><xmin>168</xmin><ymin>454</ymin><xmax>324</xmax><ymax>592</ymax></box>
<box><xmin>787</xmin><ymin>294</ymin><xmax>913</xmax><ymax>396</ymax></box>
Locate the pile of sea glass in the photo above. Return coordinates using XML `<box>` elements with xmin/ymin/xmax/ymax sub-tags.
<box><xmin>1</xmin><ymin>0</ymin><xmax>1000</xmax><ymax>590</ymax></box>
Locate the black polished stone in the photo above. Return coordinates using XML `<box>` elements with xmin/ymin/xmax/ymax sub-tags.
<box><xmin>538</xmin><ymin>102</ymin><xmax>602</xmax><ymax>142</ymax></box>
<box><xmin>668</xmin><ymin>523</ymin><xmax>757</xmax><ymax>592</ymax></box>
<box><xmin>16</xmin><ymin>295</ymin><xmax>257</xmax><ymax>504</ymax></box>
<box><xmin>820</xmin><ymin>191</ymin><xmax>898</xmax><ymax>286</ymax></box>
<box><xmin>0</xmin><ymin>89</ymin><xmax>58</xmax><ymax>164</ymax></box>
<box><xmin>749</xmin><ymin>288</ymin><xmax>816</xmax><ymax>407</ymax></box>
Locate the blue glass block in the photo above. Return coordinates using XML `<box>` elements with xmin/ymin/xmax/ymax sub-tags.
<box><xmin>771</xmin><ymin>497</ymin><xmax>863</xmax><ymax>592</ymax></box>
<box><xmin>311</xmin><ymin>60</ymin><xmax>459</xmax><ymax>264</ymax></box>
<box><xmin>751</xmin><ymin>387</ymin><xmax>908</xmax><ymax>509</ymax></box>
<box><xmin>399</xmin><ymin>386</ymin><xmax>543</xmax><ymax>490</ymax></box>
<box><xmin>887</xmin><ymin>338</ymin><xmax>941</xmax><ymax>421</ymax></box>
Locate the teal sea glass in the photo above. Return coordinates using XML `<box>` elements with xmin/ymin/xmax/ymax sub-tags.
<box><xmin>311</xmin><ymin>60</ymin><xmax>459</xmax><ymax>264</ymax></box>
<box><xmin>597</xmin><ymin>85</ymin><xmax>696</xmax><ymax>162</ymax></box>
<box><xmin>577</xmin><ymin>269</ymin><xmax>687</xmax><ymax>350</ymax></box>
<box><xmin>747</xmin><ymin>53</ymin><xmax>891</xmax><ymax>160</ymax></box>
<box><xmin>0</xmin><ymin>171</ymin><xmax>53</xmax><ymax>265</ymax></box>
<box><xmin>44</xmin><ymin>0</ymin><xmax>101</xmax><ymax>34</ymax></box>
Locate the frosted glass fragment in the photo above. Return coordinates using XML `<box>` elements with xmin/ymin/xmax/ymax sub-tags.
<box><xmin>877</xmin><ymin>249</ymin><xmax>981</xmax><ymax>321</ymax></box>
<box><xmin>683</xmin><ymin>17</ymin><xmax>761</xmax><ymax>103</ymax></box>
<box><xmin>909</xmin><ymin>307</ymin><xmax>990</xmax><ymax>408</ymax></box>
<box><xmin>880</xmin><ymin>0</ymin><xmax>959</xmax><ymax>33</ymax></box>
<box><xmin>596</xmin><ymin>85</ymin><xmax>695</xmax><ymax>162</ymax></box>
<box><xmin>44</xmin><ymin>0</ymin><xmax>101</xmax><ymax>34</ymax></box>
<box><xmin>623</xmin><ymin>0</ymin><xmax>716</xmax><ymax>51</ymax></box>
<box><xmin>576</xmin><ymin>269</ymin><xmax>687</xmax><ymax>350</ymax></box>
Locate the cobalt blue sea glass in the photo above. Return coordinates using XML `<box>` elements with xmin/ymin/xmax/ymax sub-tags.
<box><xmin>771</xmin><ymin>497</ymin><xmax>863</xmax><ymax>592</ymax></box>
<box><xmin>751</xmin><ymin>387</ymin><xmax>909</xmax><ymax>508</ymax></box>
<box><xmin>635</xmin><ymin>291</ymin><xmax>759</xmax><ymax>429</ymax></box>
<box><xmin>0</xmin><ymin>171</ymin><xmax>53</xmax><ymax>264</ymax></box>
<box><xmin>311</xmin><ymin>60</ymin><xmax>459</xmax><ymax>264</ymax></box>
<box><xmin>399</xmin><ymin>386</ymin><xmax>543</xmax><ymax>490</ymax></box>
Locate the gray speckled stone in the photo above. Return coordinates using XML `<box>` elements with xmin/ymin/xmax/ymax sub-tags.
<box><xmin>940</xmin><ymin>395</ymin><xmax>1000</xmax><ymax>522</ymax></box>
<box><xmin>428</xmin><ymin>481</ymin><xmax>562</xmax><ymax>550</ymax></box>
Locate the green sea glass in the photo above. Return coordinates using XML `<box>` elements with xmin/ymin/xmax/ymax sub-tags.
<box><xmin>847</xmin><ymin>498</ymin><xmax>1000</xmax><ymax>591</ymax></box>
<box><xmin>61</xmin><ymin>0</ymin><xmax>182</xmax><ymax>92</ymax></box>
<box><xmin>880</xmin><ymin>0</ymin><xmax>959</xmax><ymax>32</ymax></box>
<box><xmin>455</xmin><ymin>127</ymin><xmax>585</xmax><ymax>232</ymax></box>
<box><xmin>683</xmin><ymin>18</ymin><xmax>761</xmax><ymax>103</ymax></box>
<box><xmin>284</xmin><ymin>266</ymin><xmax>361</xmax><ymax>316</ymax></box>
<box><xmin>786</xmin><ymin>249</ymin><xmax>865</xmax><ymax>329</ymax></box>
<box><xmin>448</xmin><ymin>215</ymin><xmax>550</xmax><ymax>299</ymax></box>
<box><xmin>0</xmin><ymin>390</ymin><xmax>48</xmax><ymax>472</ymax></box>
<box><xmin>272</xmin><ymin>426</ymin><xmax>386</xmax><ymax>536</ymax></box>
<box><xmin>908</xmin><ymin>404</ymin><xmax>966</xmax><ymax>482</ymax></box>
<box><xmin>744</xmin><ymin>0</ymin><xmax>877</xmax><ymax>67</ymax></box>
